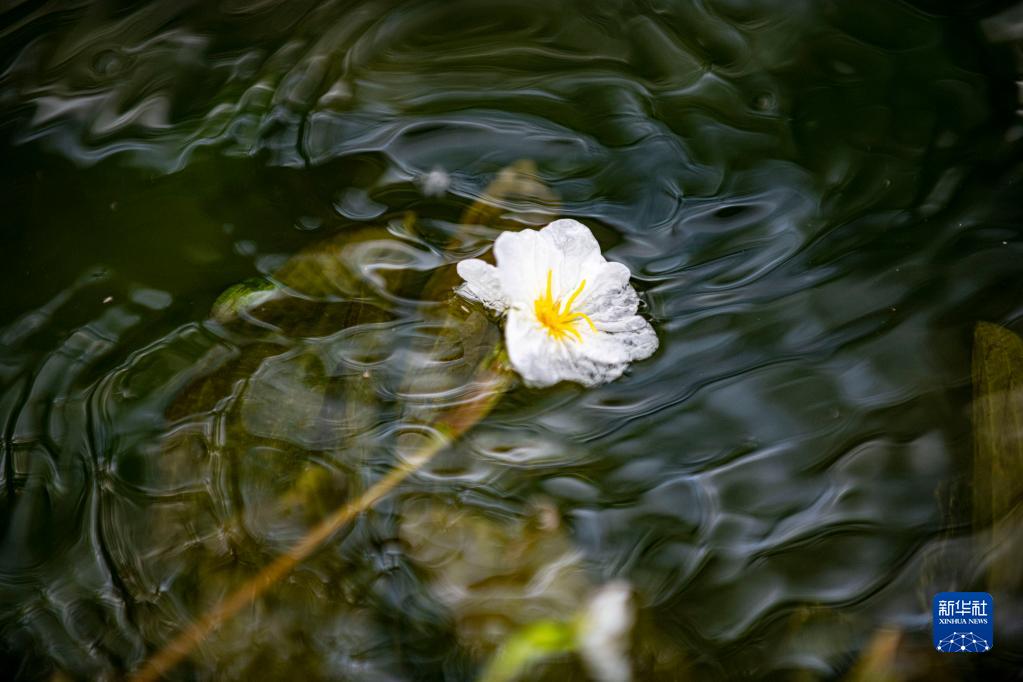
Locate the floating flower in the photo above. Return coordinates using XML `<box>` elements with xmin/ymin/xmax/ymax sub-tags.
<box><xmin>456</xmin><ymin>219</ymin><xmax>658</xmax><ymax>388</ymax></box>
<box><xmin>578</xmin><ymin>581</ymin><xmax>635</xmax><ymax>682</ymax></box>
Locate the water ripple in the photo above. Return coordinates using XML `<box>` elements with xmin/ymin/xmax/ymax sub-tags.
<box><xmin>2</xmin><ymin>0</ymin><xmax>1023</xmax><ymax>679</ymax></box>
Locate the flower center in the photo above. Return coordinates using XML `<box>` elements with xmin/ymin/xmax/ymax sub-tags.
<box><xmin>533</xmin><ymin>269</ymin><xmax>598</xmax><ymax>342</ymax></box>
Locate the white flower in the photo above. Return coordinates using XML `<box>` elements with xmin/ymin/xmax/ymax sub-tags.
<box><xmin>456</xmin><ymin>219</ymin><xmax>658</xmax><ymax>388</ymax></box>
<box><xmin>578</xmin><ymin>581</ymin><xmax>635</xmax><ymax>682</ymax></box>
<box><xmin>419</xmin><ymin>166</ymin><xmax>450</xmax><ymax>197</ymax></box>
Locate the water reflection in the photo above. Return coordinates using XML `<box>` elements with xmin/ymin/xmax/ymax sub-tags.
<box><xmin>2</xmin><ymin>0</ymin><xmax>1023</xmax><ymax>680</ymax></box>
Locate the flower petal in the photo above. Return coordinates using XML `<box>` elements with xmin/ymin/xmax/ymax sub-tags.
<box><xmin>571</xmin><ymin>261</ymin><xmax>639</xmax><ymax>324</ymax></box>
<box><xmin>579</xmin><ymin>315</ymin><xmax>659</xmax><ymax>367</ymax></box>
<box><xmin>579</xmin><ymin>581</ymin><xmax>635</xmax><ymax>682</ymax></box>
<box><xmin>494</xmin><ymin>219</ymin><xmax>607</xmax><ymax>303</ymax></box>
<box><xmin>492</xmin><ymin>227</ymin><xmax>551</xmax><ymax>303</ymax></box>
<box><xmin>505</xmin><ymin>308</ymin><xmax>568</xmax><ymax>387</ymax></box>
<box><xmin>456</xmin><ymin>258</ymin><xmax>508</xmax><ymax>312</ymax></box>
<box><xmin>538</xmin><ymin>219</ymin><xmax>606</xmax><ymax>298</ymax></box>
<box><xmin>505</xmin><ymin>308</ymin><xmax>658</xmax><ymax>388</ymax></box>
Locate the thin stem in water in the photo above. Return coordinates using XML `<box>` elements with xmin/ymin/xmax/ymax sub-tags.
<box><xmin>130</xmin><ymin>361</ymin><xmax>509</xmax><ymax>682</ymax></box>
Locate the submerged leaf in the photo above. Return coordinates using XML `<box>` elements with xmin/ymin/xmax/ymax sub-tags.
<box><xmin>272</xmin><ymin>226</ymin><xmax>440</xmax><ymax>304</ymax></box>
<box><xmin>478</xmin><ymin>581</ymin><xmax>637</xmax><ymax>682</ymax></box>
<box><xmin>844</xmin><ymin>629</ymin><xmax>903</xmax><ymax>682</ymax></box>
<box><xmin>479</xmin><ymin>620</ymin><xmax>576</xmax><ymax>682</ymax></box>
<box><xmin>211</xmin><ymin>277</ymin><xmax>280</xmax><ymax>324</ymax></box>
<box><xmin>972</xmin><ymin>321</ymin><xmax>1023</xmax><ymax>590</ymax></box>
<box><xmin>461</xmin><ymin>159</ymin><xmax>560</xmax><ymax>229</ymax></box>
<box><xmin>399</xmin><ymin>499</ymin><xmax>590</xmax><ymax>654</ymax></box>
<box><xmin>128</xmin><ymin>161</ymin><xmax>555</xmax><ymax>678</ymax></box>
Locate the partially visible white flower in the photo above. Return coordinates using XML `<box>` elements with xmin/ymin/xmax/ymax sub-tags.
<box><xmin>577</xmin><ymin>581</ymin><xmax>635</xmax><ymax>682</ymax></box>
<box><xmin>419</xmin><ymin>166</ymin><xmax>451</xmax><ymax>197</ymax></box>
<box><xmin>456</xmin><ymin>219</ymin><xmax>658</xmax><ymax>388</ymax></box>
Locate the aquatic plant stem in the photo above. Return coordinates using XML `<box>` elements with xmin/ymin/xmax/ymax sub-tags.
<box><xmin>130</xmin><ymin>361</ymin><xmax>510</xmax><ymax>682</ymax></box>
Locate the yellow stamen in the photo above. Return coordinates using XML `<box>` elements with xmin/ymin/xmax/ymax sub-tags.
<box><xmin>564</xmin><ymin>279</ymin><xmax>586</xmax><ymax>311</ymax></box>
<box><xmin>533</xmin><ymin>269</ymin><xmax>597</xmax><ymax>342</ymax></box>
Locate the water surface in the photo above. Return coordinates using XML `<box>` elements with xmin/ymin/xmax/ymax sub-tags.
<box><xmin>2</xmin><ymin>0</ymin><xmax>1023</xmax><ymax>679</ymax></box>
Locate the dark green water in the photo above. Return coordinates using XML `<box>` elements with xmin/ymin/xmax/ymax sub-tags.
<box><xmin>2</xmin><ymin>0</ymin><xmax>1023</xmax><ymax>679</ymax></box>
